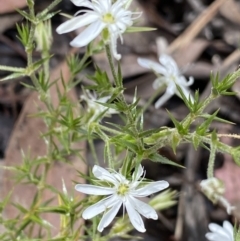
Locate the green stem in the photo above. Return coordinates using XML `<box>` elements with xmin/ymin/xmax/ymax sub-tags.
<box><xmin>39</xmin><ymin>0</ymin><xmax>62</xmax><ymax>17</ymax></box>
<box><xmin>88</xmin><ymin>138</ymin><xmax>99</xmax><ymax>165</ymax></box>
<box><xmin>99</xmin><ymin>124</ymin><xmax>121</xmax><ymax>135</ymax></box>
<box><xmin>105</xmin><ymin>44</ymin><xmax>118</xmax><ymax>85</ymax></box>
<box><xmin>207</xmin><ymin>143</ymin><xmax>216</xmax><ymax>179</ymax></box>
<box><xmin>0</xmin><ymin>65</ymin><xmax>25</xmax><ymax>72</ymax></box>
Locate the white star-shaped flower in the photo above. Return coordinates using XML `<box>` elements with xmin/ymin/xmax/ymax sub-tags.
<box><xmin>75</xmin><ymin>165</ymin><xmax>169</xmax><ymax>232</ymax></box>
<box><xmin>206</xmin><ymin>221</ymin><xmax>234</xmax><ymax>241</ymax></box>
<box><xmin>137</xmin><ymin>54</ymin><xmax>194</xmax><ymax>108</ymax></box>
<box><xmin>81</xmin><ymin>90</ymin><xmax>117</xmax><ymax>124</ymax></box>
<box><xmin>57</xmin><ymin>0</ymin><xmax>140</xmax><ymax>60</ymax></box>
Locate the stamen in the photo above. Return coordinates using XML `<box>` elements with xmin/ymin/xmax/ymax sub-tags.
<box><xmin>117</xmin><ymin>183</ymin><xmax>129</xmax><ymax>196</ymax></box>
<box><xmin>103</xmin><ymin>13</ymin><xmax>115</xmax><ymax>24</ymax></box>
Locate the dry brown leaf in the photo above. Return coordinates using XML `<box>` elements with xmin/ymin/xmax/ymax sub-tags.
<box><xmin>0</xmin><ymin>14</ymin><xmax>22</xmax><ymax>33</ymax></box>
<box><xmin>215</xmin><ymin>158</ymin><xmax>240</xmax><ymax>203</ymax></box>
<box><xmin>0</xmin><ymin>0</ymin><xmax>27</xmax><ymax>14</ymax></box>
<box><xmin>220</xmin><ymin>0</ymin><xmax>240</xmax><ymax>25</ymax></box>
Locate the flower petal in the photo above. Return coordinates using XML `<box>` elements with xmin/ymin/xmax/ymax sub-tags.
<box><xmin>209</xmin><ymin>223</ymin><xmax>230</xmax><ymax>238</ymax></box>
<box><xmin>70</xmin><ymin>21</ymin><xmax>105</xmax><ymax>47</ymax></box>
<box><xmin>92</xmin><ymin>165</ymin><xmax>118</xmax><ymax>184</ymax></box>
<box><xmin>56</xmin><ymin>13</ymin><xmax>98</xmax><ymax>34</ymax></box>
<box><xmin>206</xmin><ymin>232</ymin><xmax>232</xmax><ymax>241</ymax></box>
<box><xmin>75</xmin><ymin>184</ymin><xmax>115</xmax><ymax>195</ymax></box>
<box><xmin>110</xmin><ymin>33</ymin><xmax>121</xmax><ymax>60</ymax></box>
<box><xmin>137</xmin><ymin>58</ymin><xmax>168</xmax><ymax>76</ymax></box>
<box><xmin>82</xmin><ymin>194</ymin><xmax>119</xmax><ymax>219</ymax></box>
<box><xmin>125</xmin><ymin>198</ymin><xmax>146</xmax><ymax>232</ymax></box>
<box><xmin>71</xmin><ymin>0</ymin><xmax>93</xmax><ymax>7</ymax></box>
<box><xmin>159</xmin><ymin>54</ymin><xmax>179</xmax><ymax>74</ymax></box>
<box><xmin>154</xmin><ymin>88</ymin><xmax>174</xmax><ymax>109</ymax></box>
<box><xmin>132</xmin><ymin>165</ymin><xmax>144</xmax><ymax>181</ymax></box>
<box><xmin>97</xmin><ymin>199</ymin><xmax>122</xmax><ymax>232</ymax></box>
<box><xmin>134</xmin><ymin>181</ymin><xmax>169</xmax><ymax>196</ymax></box>
<box><xmin>129</xmin><ymin>196</ymin><xmax>158</xmax><ymax>220</ymax></box>
<box><xmin>223</xmin><ymin>221</ymin><xmax>233</xmax><ymax>239</ymax></box>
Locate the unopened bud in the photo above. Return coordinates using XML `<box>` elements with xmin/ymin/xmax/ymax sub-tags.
<box><xmin>149</xmin><ymin>189</ymin><xmax>177</xmax><ymax>211</ymax></box>
<box><xmin>34</xmin><ymin>20</ymin><xmax>52</xmax><ymax>51</ymax></box>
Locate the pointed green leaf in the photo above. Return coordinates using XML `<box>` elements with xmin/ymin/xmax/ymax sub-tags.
<box><xmin>149</xmin><ymin>153</ymin><xmax>184</xmax><ymax>168</ymax></box>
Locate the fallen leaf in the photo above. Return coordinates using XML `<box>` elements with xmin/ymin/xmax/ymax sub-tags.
<box><xmin>220</xmin><ymin>0</ymin><xmax>240</xmax><ymax>25</ymax></box>
<box><xmin>0</xmin><ymin>0</ymin><xmax>27</xmax><ymax>14</ymax></box>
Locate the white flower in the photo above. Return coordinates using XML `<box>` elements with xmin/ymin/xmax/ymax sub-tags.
<box><xmin>56</xmin><ymin>0</ymin><xmax>140</xmax><ymax>60</ymax></box>
<box><xmin>81</xmin><ymin>90</ymin><xmax>117</xmax><ymax>124</ymax></box>
<box><xmin>75</xmin><ymin>165</ymin><xmax>169</xmax><ymax>232</ymax></box>
<box><xmin>206</xmin><ymin>221</ymin><xmax>234</xmax><ymax>241</ymax></box>
<box><xmin>200</xmin><ymin>178</ymin><xmax>235</xmax><ymax>214</ymax></box>
<box><xmin>71</xmin><ymin>0</ymin><xmax>91</xmax><ymax>7</ymax></box>
<box><xmin>137</xmin><ymin>54</ymin><xmax>194</xmax><ymax>108</ymax></box>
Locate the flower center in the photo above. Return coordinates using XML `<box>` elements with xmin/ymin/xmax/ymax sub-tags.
<box><xmin>103</xmin><ymin>13</ymin><xmax>115</xmax><ymax>24</ymax></box>
<box><xmin>170</xmin><ymin>75</ymin><xmax>177</xmax><ymax>82</ymax></box>
<box><xmin>117</xmin><ymin>183</ymin><xmax>129</xmax><ymax>196</ymax></box>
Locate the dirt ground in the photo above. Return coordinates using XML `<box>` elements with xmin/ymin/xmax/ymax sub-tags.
<box><xmin>1</xmin><ymin>0</ymin><xmax>240</xmax><ymax>240</ymax></box>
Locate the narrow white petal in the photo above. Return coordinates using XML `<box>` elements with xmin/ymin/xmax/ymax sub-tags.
<box><xmin>98</xmin><ymin>96</ymin><xmax>111</xmax><ymax>103</ymax></box>
<box><xmin>154</xmin><ymin>90</ymin><xmax>174</xmax><ymax>109</ymax></box>
<box><xmin>137</xmin><ymin>58</ymin><xmax>168</xmax><ymax>76</ymax></box>
<box><xmin>110</xmin><ymin>34</ymin><xmax>121</xmax><ymax>60</ymax></box>
<box><xmin>113</xmin><ymin>173</ymin><xmax>127</xmax><ymax>183</ymax></box>
<box><xmin>71</xmin><ymin>0</ymin><xmax>93</xmax><ymax>7</ymax></box>
<box><xmin>132</xmin><ymin>165</ymin><xmax>143</xmax><ymax>181</ymax></box>
<box><xmin>75</xmin><ymin>184</ymin><xmax>115</xmax><ymax>195</ymax></box>
<box><xmin>159</xmin><ymin>54</ymin><xmax>179</xmax><ymax>74</ymax></box>
<box><xmin>209</xmin><ymin>223</ymin><xmax>230</xmax><ymax>238</ymax></box>
<box><xmin>223</xmin><ymin>221</ymin><xmax>233</xmax><ymax>239</ymax></box>
<box><xmin>112</xmin><ymin>0</ymin><xmax>126</xmax><ymax>10</ymax></box>
<box><xmin>125</xmin><ymin>198</ymin><xmax>146</xmax><ymax>232</ymax></box>
<box><xmin>100</xmin><ymin>0</ymin><xmax>111</xmax><ymax>12</ymax></box>
<box><xmin>92</xmin><ymin>165</ymin><xmax>118</xmax><ymax>184</ymax></box>
<box><xmin>206</xmin><ymin>233</ymin><xmax>231</xmax><ymax>241</ymax></box>
<box><xmin>97</xmin><ymin>199</ymin><xmax>122</xmax><ymax>232</ymax></box>
<box><xmin>129</xmin><ymin>196</ymin><xmax>158</xmax><ymax>220</ymax></box>
<box><xmin>82</xmin><ymin>195</ymin><xmax>119</xmax><ymax>219</ymax></box>
<box><xmin>116</xmin><ymin>21</ymin><xmax>128</xmax><ymax>32</ymax></box>
<box><xmin>56</xmin><ymin>13</ymin><xmax>98</xmax><ymax>34</ymax></box>
<box><xmin>134</xmin><ymin>181</ymin><xmax>169</xmax><ymax>196</ymax></box>
<box><xmin>70</xmin><ymin>21</ymin><xmax>105</xmax><ymax>47</ymax></box>
<box><xmin>186</xmin><ymin>76</ymin><xmax>194</xmax><ymax>86</ymax></box>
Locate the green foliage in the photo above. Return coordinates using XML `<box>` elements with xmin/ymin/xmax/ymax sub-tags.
<box><xmin>1</xmin><ymin>0</ymin><xmax>240</xmax><ymax>239</ymax></box>
<box><xmin>234</xmin><ymin>223</ymin><xmax>240</xmax><ymax>241</ymax></box>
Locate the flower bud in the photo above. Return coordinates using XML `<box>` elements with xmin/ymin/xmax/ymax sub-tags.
<box><xmin>149</xmin><ymin>189</ymin><xmax>177</xmax><ymax>211</ymax></box>
<box><xmin>34</xmin><ymin>20</ymin><xmax>52</xmax><ymax>51</ymax></box>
